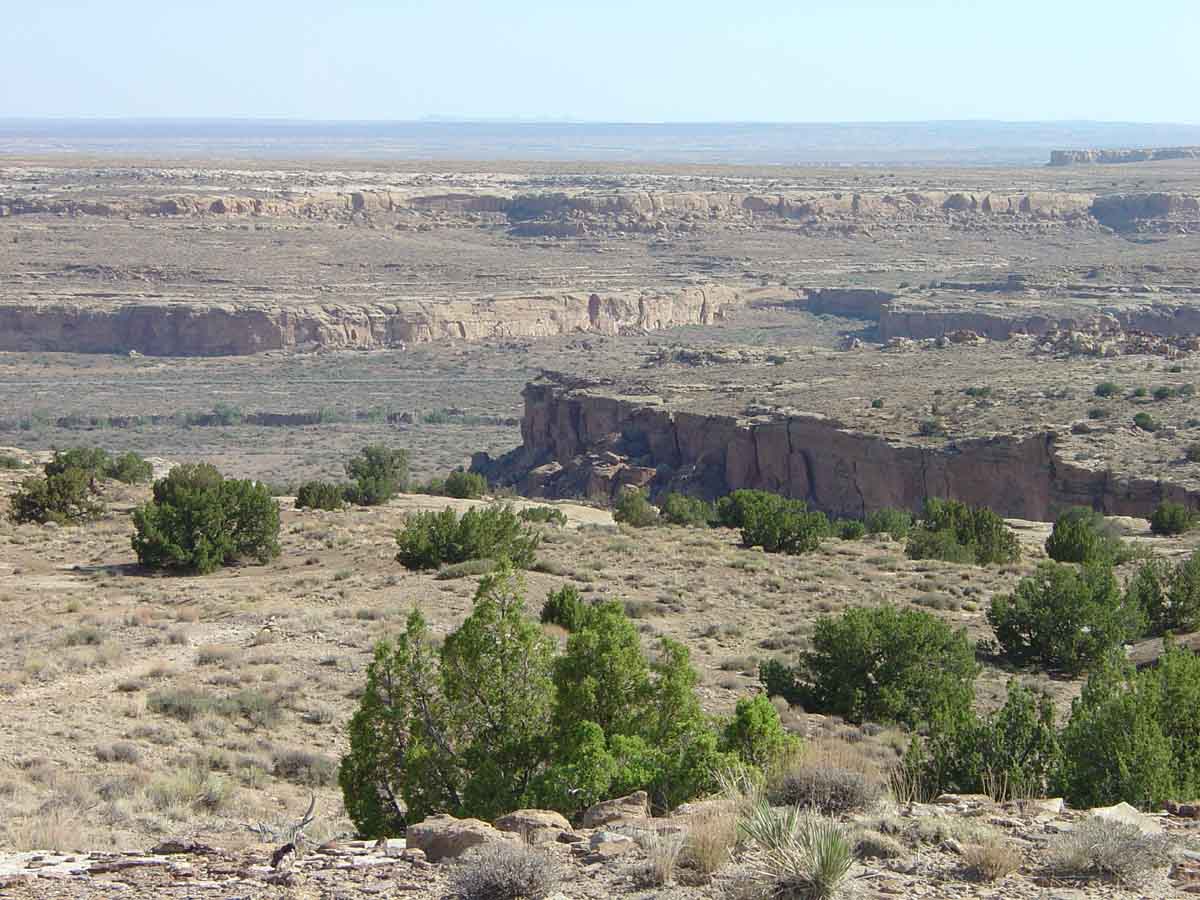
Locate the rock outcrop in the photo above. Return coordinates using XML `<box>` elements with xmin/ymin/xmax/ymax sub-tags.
<box><xmin>0</xmin><ymin>285</ymin><xmax>738</xmax><ymax>356</ymax></box>
<box><xmin>1050</xmin><ymin>147</ymin><xmax>1200</xmax><ymax>166</ymax></box>
<box><xmin>474</xmin><ymin>376</ymin><xmax>1200</xmax><ymax>521</ymax></box>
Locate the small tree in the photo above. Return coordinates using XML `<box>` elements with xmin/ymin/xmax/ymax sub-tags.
<box><xmin>864</xmin><ymin>507</ymin><xmax>913</xmax><ymax>540</ymax></box>
<box><xmin>444</xmin><ymin>470</ymin><xmax>487</xmax><ymax>500</ymax></box>
<box><xmin>987</xmin><ymin>562</ymin><xmax>1143</xmax><ymax>674</ymax></box>
<box><xmin>1045</xmin><ymin>507</ymin><xmax>1128</xmax><ymax>565</ymax></box>
<box><xmin>740</xmin><ymin>494</ymin><xmax>828</xmax><ymax>555</ymax></box>
<box><xmin>1129</xmin><ymin>552</ymin><xmax>1200</xmax><ymax>634</ymax></box>
<box><xmin>659</xmin><ymin>492</ymin><xmax>714</xmax><ymax>527</ymax></box>
<box><xmin>395</xmin><ymin>504</ymin><xmax>539</xmax><ymax>570</ymax></box>
<box><xmin>295</xmin><ymin>480</ymin><xmax>346</xmax><ymax>511</ymax></box>
<box><xmin>131</xmin><ymin>464</ymin><xmax>280</xmax><ymax>574</ymax></box>
<box><xmin>1150</xmin><ymin>501</ymin><xmax>1193</xmax><ymax>536</ymax></box>
<box><xmin>105</xmin><ymin>451</ymin><xmax>154</xmax><ymax>484</ymax></box>
<box><xmin>345</xmin><ymin>446</ymin><xmax>409</xmax><ymax>506</ymax></box>
<box><xmin>777</xmin><ymin>605</ymin><xmax>978</xmax><ymax>729</ymax></box>
<box><xmin>906</xmin><ymin>498</ymin><xmax>1019</xmax><ymax>565</ymax></box>
<box><xmin>8</xmin><ymin>467</ymin><xmax>104</xmax><ymax>525</ymax></box>
<box><xmin>613</xmin><ymin>487</ymin><xmax>658</xmax><ymax>527</ymax></box>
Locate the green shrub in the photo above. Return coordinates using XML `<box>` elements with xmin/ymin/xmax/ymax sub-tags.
<box><xmin>45</xmin><ymin>447</ymin><xmax>110</xmax><ymax>481</ymax></box>
<box><xmin>988</xmin><ymin>562</ymin><xmax>1143</xmax><ymax>674</ymax></box>
<box><xmin>722</xmin><ymin>694</ymin><xmax>796</xmax><ymax>769</ymax></box>
<box><xmin>864</xmin><ymin>507</ymin><xmax>912</xmax><ymax>540</ymax></box>
<box><xmin>294</xmin><ymin>480</ymin><xmax>346</xmax><ymax>511</ymax></box>
<box><xmin>715</xmin><ymin>489</ymin><xmax>776</xmax><ymax>529</ymax></box>
<box><xmin>1133</xmin><ymin>412</ymin><xmax>1157</xmax><ymax>432</ymax></box>
<box><xmin>338</xmin><ymin>567</ymin><xmax>793</xmax><ymax>836</ymax></box>
<box><xmin>394</xmin><ymin>503</ymin><xmax>539</xmax><ymax>570</ymax></box>
<box><xmin>345</xmin><ymin>445</ymin><xmax>409</xmax><ymax>506</ymax></box>
<box><xmin>740</xmin><ymin>494</ymin><xmax>828</xmax><ymax>555</ymax></box>
<box><xmin>1128</xmin><ymin>551</ymin><xmax>1200</xmax><ymax>634</ymax></box>
<box><xmin>1154</xmin><ymin>386</ymin><xmax>1176</xmax><ymax>401</ymax></box>
<box><xmin>835</xmin><ymin>519</ymin><xmax>866</xmax><ymax>540</ymax></box>
<box><xmin>444</xmin><ymin>470</ymin><xmax>488</xmax><ymax>499</ymax></box>
<box><xmin>1133</xmin><ymin>387</ymin><xmax>1148</xmax><ymax>398</ymax></box>
<box><xmin>613</xmin><ymin>488</ymin><xmax>658</xmax><ymax>527</ymax></box>
<box><xmin>105</xmin><ymin>451</ymin><xmax>154</xmax><ymax>484</ymax></box>
<box><xmin>8</xmin><ymin>467</ymin><xmax>104</xmax><ymax>525</ymax></box>
<box><xmin>1150</xmin><ymin>500</ymin><xmax>1193</xmax><ymax>536</ymax></box>
<box><xmin>1094</xmin><ymin>381</ymin><xmax>1122</xmax><ymax>398</ymax></box>
<box><xmin>1186</xmin><ymin>443</ymin><xmax>1200</xmax><ymax>463</ymax></box>
<box><xmin>1087</xmin><ymin>406</ymin><xmax>1110</xmax><ymax>420</ymax></box>
<box><xmin>1056</xmin><ymin>654</ymin><xmax>1185</xmax><ymax>809</ymax></box>
<box><xmin>918</xmin><ymin>419</ymin><xmax>946</xmax><ymax>437</ymax></box>
<box><xmin>773</xmin><ymin>605</ymin><xmax>978</xmax><ymax>729</ymax></box>
<box><xmin>540</xmin><ymin>584</ymin><xmax>590</xmax><ymax>632</ymax></box>
<box><xmin>131</xmin><ymin>464</ymin><xmax>281</xmax><ymax>574</ymax></box>
<box><xmin>659</xmin><ymin>493</ymin><xmax>714</xmax><ymax>527</ymax></box>
<box><xmin>1045</xmin><ymin>507</ymin><xmax>1130</xmax><ymax>565</ymax></box>
<box><xmin>518</xmin><ymin>506</ymin><xmax>567</xmax><ymax>527</ymax></box>
<box><xmin>0</xmin><ymin>454</ymin><xmax>25</xmax><ymax>470</ymax></box>
<box><xmin>870</xmin><ymin>398</ymin><xmax>884</xmax><ymax>409</ymax></box>
<box><xmin>906</xmin><ymin>498</ymin><xmax>1019</xmax><ymax>565</ymax></box>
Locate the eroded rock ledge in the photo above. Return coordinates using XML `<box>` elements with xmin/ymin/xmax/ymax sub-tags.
<box><xmin>0</xmin><ymin>285</ymin><xmax>738</xmax><ymax>356</ymax></box>
<box><xmin>473</xmin><ymin>376</ymin><xmax>1200</xmax><ymax>521</ymax></box>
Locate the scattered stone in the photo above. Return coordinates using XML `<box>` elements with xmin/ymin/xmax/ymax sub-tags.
<box><xmin>1088</xmin><ymin>801</ymin><xmax>1164</xmax><ymax>835</ymax></box>
<box><xmin>493</xmin><ymin>809</ymin><xmax>572</xmax><ymax>844</ymax></box>
<box><xmin>405</xmin><ymin>814</ymin><xmax>517</xmax><ymax>862</ymax></box>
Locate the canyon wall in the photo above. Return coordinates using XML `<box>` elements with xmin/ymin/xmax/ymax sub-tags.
<box><xmin>0</xmin><ymin>285</ymin><xmax>738</xmax><ymax>356</ymax></box>
<box><xmin>1050</xmin><ymin>148</ymin><xmax>1200</xmax><ymax>166</ymax></box>
<box><xmin>476</xmin><ymin>379</ymin><xmax>1200</xmax><ymax>521</ymax></box>
<box><xmin>4</xmin><ymin>188</ymin><xmax>1194</xmax><ymax>232</ymax></box>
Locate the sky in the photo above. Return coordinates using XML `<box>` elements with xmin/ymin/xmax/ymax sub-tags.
<box><xmin>5</xmin><ymin>0</ymin><xmax>1199</xmax><ymax>123</ymax></box>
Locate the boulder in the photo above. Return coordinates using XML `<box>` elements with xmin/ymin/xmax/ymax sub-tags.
<box><xmin>585</xmin><ymin>831</ymin><xmax>636</xmax><ymax>860</ymax></box>
<box><xmin>493</xmin><ymin>809</ymin><xmax>572</xmax><ymax>845</ymax></box>
<box><xmin>1088</xmin><ymin>801</ymin><xmax>1164</xmax><ymax>835</ymax></box>
<box><xmin>581</xmin><ymin>791</ymin><xmax>650</xmax><ymax>829</ymax></box>
<box><xmin>405</xmin><ymin>814</ymin><xmax>516</xmax><ymax>862</ymax></box>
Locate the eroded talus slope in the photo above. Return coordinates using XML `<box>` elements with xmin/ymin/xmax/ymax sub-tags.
<box><xmin>0</xmin><ymin>285</ymin><xmax>739</xmax><ymax>356</ymax></box>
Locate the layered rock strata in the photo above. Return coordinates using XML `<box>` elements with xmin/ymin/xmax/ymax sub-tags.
<box><xmin>0</xmin><ymin>285</ymin><xmax>738</xmax><ymax>356</ymax></box>
<box><xmin>1050</xmin><ymin>148</ymin><xmax>1200</xmax><ymax>166</ymax></box>
<box><xmin>474</xmin><ymin>377</ymin><xmax>1200</xmax><ymax>521</ymax></box>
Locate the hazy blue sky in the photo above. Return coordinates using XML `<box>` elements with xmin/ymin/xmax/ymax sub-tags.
<box><xmin>7</xmin><ymin>0</ymin><xmax>1198</xmax><ymax>122</ymax></box>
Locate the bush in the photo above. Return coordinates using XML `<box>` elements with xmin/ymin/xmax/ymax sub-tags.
<box><xmin>444</xmin><ymin>470</ymin><xmax>488</xmax><ymax>499</ymax></box>
<box><xmin>1045</xmin><ymin>507</ymin><xmax>1129</xmax><ymax>565</ymax></box>
<box><xmin>0</xmin><ymin>454</ymin><xmax>25</xmax><ymax>469</ymax></box>
<box><xmin>8</xmin><ymin>468</ymin><xmax>104</xmax><ymax>525</ymax></box>
<box><xmin>105</xmin><ymin>451</ymin><xmax>154</xmax><ymax>484</ymax></box>
<box><xmin>864</xmin><ymin>507</ymin><xmax>912</xmax><ymax>540</ymax></box>
<box><xmin>1133</xmin><ymin>412</ymin><xmax>1157</xmax><ymax>432</ymax></box>
<box><xmin>740</xmin><ymin>494</ymin><xmax>828</xmax><ymax>555</ymax></box>
<box><xmin>394</xmin><ymin>504</ymin><xmax>540</xmax><ymax>571</ymax></box>
<box><xmin>540</xmin><ymin>584</ymin><xmax>590</xmax><ymax>632</ymax></box>
<box><xmin>768</xmin><ymin>764</ymin><xmax>883</xmax><ymax>814</ymax></box>
<box><xmin>294</xmin><ymin>480</ymin><xmax>346</xmax><ymax>511</ymax></box>
<box><xmin>659</xmin><ymin>492</ymin><xmax>714</xmax><ymax>527</ymax></box>
<box><xmin>345</xmin><ymin>445</ymin><xmax>409</xmax><ymax>506</ymax></box>
<box><xmin>835</xmin><ymin>519</ymin><xmax>866</xmax><ymax>540</ymax></box>
<box><xmin>715</xmin><ymin>489</ymin><xmax>776</xmax><ymax>530</ymax></box>
<box><xmin>906</xmin><ymin>498</ymin><xmax>1019</xmax><ymax>566</ymax></box>
<box><xmin>518</xmin><ymin>506</ymin><xmax>567</xmax><ymax>526</ymax></box>
<box><xmin>1046</xmin><ymin>816</ymin><xmax>1170</xmax><ymax>885</ymax></box>
<box><xmin>962</xmin><ymin>837</ymin><xmax>1022</xmax><ymax>882</ymax></box>
<box><xmin>1094</xmin><ymin>381</ymin><xmax>1122</xmax><ymax>398</ymax></box>
<box><xmin>1150</xmin><ymin>500</ymin><xmax>1193</xmax><ymax>536</ymax></box>
<box><xmin>1186</xmin><ymin>443</ymin><xmax>1200</xmax><ymax>463</ymax></box>
<box><xmin>44</xmin><ymin>447</ymin><xmax>110</xmax><ymax>481</ymax></box>
<box><xmin>613</xmin><ymin>488</ymin><xmax>658</xmax><ymax>527</ymax></box>
<box><xmin>772</xmin><ymin>605</ymin><xmax>978</xmax><ymax>729</ymax></box>
<box><xmin>450</xmin><ymin>843</ymin><xmax>558</xmax><ymax>900</ymax></box>
<box><xmin>1153</xmin><ymin>386</ymin><xmax>1175</xmax><ymax>401</ymax></box>
<box><xmin>339</xmin><ymin>567</ymin><xmax>792</xmax><ymax>835</ymax></box>
<box><xmin>747</xmin><ymin>808</ymin><xmax>854</xmax><ymax>900</ymax></box>
<box><xmin>1056</xmin><ymin>654</ymin><xmax>1187</xmax><ymax>809</ymax></box>
<box><xmin>272</xmin><ymin>748</ymin><xmax>337</xmax><ymax>786</ymax></box>
<box><xmin>131</xmin><ymin>464</ymin><xmax>281</xmax><ymax>574</ymax></box>
<box><xmin>987</xmin><ymin>562</ymin><xmax>1142</xmax><ymax>674</ymax></box>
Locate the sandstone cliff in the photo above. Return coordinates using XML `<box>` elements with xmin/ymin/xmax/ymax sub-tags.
<box><xmin>474</xmin><ymin>377</ymin><xmax>1200</xmax><ymax>521</ymax></box>
<box><xmin>1050</xmin><ymin>147</ymin><xmax>1200</xmax><ymax>166</ymax></box>
<box><xmin>0</xmin><ymin>285</ymin><xmax>738</xmax><ymax>356</ymax></box>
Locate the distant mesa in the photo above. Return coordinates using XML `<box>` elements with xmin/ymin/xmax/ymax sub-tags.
<box><xmin>1049</xmin><ymin>147</ymin><xmax>1200</xmax><ymax>166</ymax></box>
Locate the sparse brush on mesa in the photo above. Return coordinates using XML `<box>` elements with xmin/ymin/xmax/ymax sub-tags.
<box><xmin>394</xmin><ymin>503</ymin><xmax>540</xmax><ymax>570</ymax></box>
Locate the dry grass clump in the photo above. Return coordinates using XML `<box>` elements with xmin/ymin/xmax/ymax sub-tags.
<box><xmin>271</xmin><ymin>748</ymin><xmax>337</xmax><ymax>786</ymax></box>
<box><xmin>767</xmin><ymin>738</ymin><xmax>887</xmax><ymax>814</ymax></box>
<box><xmin>633</xmin><ymin>827</ymin><xmax>687</xmax><ymax>887</ymax></box>
<box><xmin>962</xmin><ymin>835</ymin><xmax>1022</xmax><ymax>882</ymax></box>
<box><xmin>1046</xmin><ymin>817</ymin><xmax>1171</xmax><ymax>886</ymax></box>
<box><xmin>146</xmin><ymin>766</ymin><xmax>232</xmax><ymax>815</ymax></box>
<box><xmin>449</xmin><ymin>843</ymin><xmax>559</xmax><ymax>900</ymax></box>
<box><xmin>94</xmin><ymin>741</ymin><xmax>141</xmax><ymax>764</ymax></box>
<box><xmin>683</xmin><ymin>800</ymin><xmax>741</xmax><ymax>875</ymax></box>
<box><xmin>849</xmin><ymin>827</ymin><xmax>905</xmax><ymax>860</ymax></box>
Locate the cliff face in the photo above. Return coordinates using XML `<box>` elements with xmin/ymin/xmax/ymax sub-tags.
<box><xmin>0</xmin><ymin>285</ymin><xmax>738</xmax><ymax>356</ymax></box>
<box><xmin>1050</xmin><ymin>148</ymin><xmax>1200</xmax><ymax>166</ymax></box>
<box><xmin>477</xmin><ymin>379</ymin><xmax>1200</xmax><ymax>521</ymax></box>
